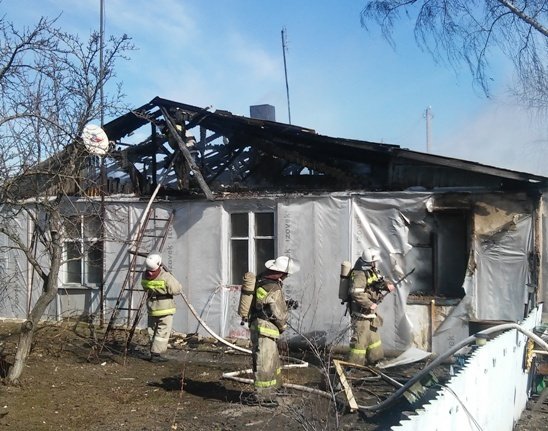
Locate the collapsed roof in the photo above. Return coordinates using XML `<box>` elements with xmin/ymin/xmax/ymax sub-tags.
<box><xmin>100</xmin><ymin>97</ymin><xmax>547</xmax><ymax>199</ymax></box>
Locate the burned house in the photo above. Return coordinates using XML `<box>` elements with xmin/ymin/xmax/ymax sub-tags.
<box><xmin>1</xmin><ymin>96</ymin><xmax>546</xmax><ymax>359</ymax></box>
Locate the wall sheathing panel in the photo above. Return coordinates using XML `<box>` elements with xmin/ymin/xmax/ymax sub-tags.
<box><xmin>0</xmin><ymin>190</ymin><xmax>541</xmax><ymax>358</ymax></box>
<box><xmin>0</xmin><ymin>219</ymin><xmax>29</xmax><ymax>319</ymax></box>
<box><xmin>273</xmin><ymin>196</ymin><xmax>351</xmax><ymax>347</ymax></box>
<box><xmin>0</xmin><ymin>209</ymin><xmax>54</xmax><ymax>320</ymax></box>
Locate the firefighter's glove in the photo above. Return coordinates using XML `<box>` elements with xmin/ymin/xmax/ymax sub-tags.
<box><xmin>277</xmin><ymin>338</ymin><xmax>289</xmax><ymax>355</ymax></box>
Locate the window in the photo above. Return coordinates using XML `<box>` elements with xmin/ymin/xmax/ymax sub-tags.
<box><xmin>230</xmin><ymin>212</ymin><xmax>275</xmax><ymax>284</ymax></box>
<box><xmin>407</xmin><ymin>210</ymin><xmax>468</xmax><ymax>302</ymax></box>
<box><xmin>63</xmin><ymin>215</ymin><xmax>103</xmax><ymax>287</ymax></box>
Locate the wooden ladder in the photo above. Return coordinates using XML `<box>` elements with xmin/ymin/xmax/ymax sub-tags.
<box><xmin>97</xmin><ymin>206</ymin><xmax>175</xmax><ymax>355</ymax></box>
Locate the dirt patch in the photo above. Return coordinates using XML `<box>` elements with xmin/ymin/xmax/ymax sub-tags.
<box><xmin>0</xmin><ymin>319</ymin><xmax>545</xmax><ymax>431</ymax></box>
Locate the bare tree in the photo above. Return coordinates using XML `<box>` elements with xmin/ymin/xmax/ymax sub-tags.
<box><xmin>360</xmin><ymin>1</ymin><xmax>548</xmax><ymax>109</ymax></box>
<box><xmin>0</xmin><ymin>14</ymin><xmax>133</xmax><ymax>383</ymax></box>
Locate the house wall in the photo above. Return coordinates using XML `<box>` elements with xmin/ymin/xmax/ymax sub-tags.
<box><xmin>432</xmin><ymin>193</ymin><xmax>536</xmax><ymax>353</ymax></box>
<box><xmin>0</xmin><ymin>190</ymin><xmax>542</xmax><ymax>356</ymax></box>
<box><xmin>0</xmin><ymin>208</ymin><xmax>55</xmax><ymax>320</ymax></box>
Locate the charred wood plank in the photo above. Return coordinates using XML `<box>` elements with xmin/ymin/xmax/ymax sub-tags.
<box><xmin>160</xmin><ymin>107</ymin><xmax>215</xmax><ymax>200</ymax></box>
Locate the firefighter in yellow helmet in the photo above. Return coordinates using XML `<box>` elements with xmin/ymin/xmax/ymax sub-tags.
<box><xmin>347</xmin><ymin>247</ymin><xmax>394</xmax><ymax>365</ymax></box>
<box><xmin>141</xmin><ymin>253</ymin><xmax>183</xmax><ymax>363</ymax></box>
<box><xmin>247</xmin><ymin>255</ymin><xmax>300</xmax><ymax>407</ymax></box>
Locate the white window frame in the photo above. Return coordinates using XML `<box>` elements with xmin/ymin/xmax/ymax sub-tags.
<box><xmin>229</xmin><ymin>211</ymin><xmax>275</xmax><ymax>284</ymax></box>
<box><xmin>62</xmin><ymin>214</ymin><xmax>103</xmax><ymax>288</ymax></box>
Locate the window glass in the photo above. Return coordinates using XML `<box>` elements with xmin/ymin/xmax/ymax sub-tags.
<box><xmin>84</xmin><ymin>215</ymin><xmax>102</xmax><ymax>238</ymax></box>
<box><xmin>66</xmin><ymin>242</ymin><xmax>82</xmax><ymax>284</ymax></box>
<box><xmin>64</xmin><ymin>216</ymin><xmax>81</xmax><ymax>239</ymax></box>
<box><xmin>255</xmin><ymin>239</ymin><xmax>274</xmax><ymax>275</ymax></box>
<box><xmin>231</xmin><ymin>239</ymin><xmax>248</xmax><ymax>284</ymax></box>
<box><xmin>231</xmin><ymin>213</ymin><xmax>248</xmax><ymax>237</ymax></box>
<box><xmin>87</xmin><ymin>242</ymin><xmax>103</xmax><ymax>285</ymax></box>
<box><xmin>255</xmin><ymin>213</ymin><xmax>274</xmax><ymax>237</ymax></box>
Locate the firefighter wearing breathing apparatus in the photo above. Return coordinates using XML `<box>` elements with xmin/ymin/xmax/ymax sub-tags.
<box><xmin>247</xmin><ymin>255</ymin><xmax>300</xmax><ymax>406</ymax></box>
<box><xmin>346</xmin><ymin>247</ymin><xmax>394</xmax><ymax>365</ymax></box>
<box><xmin>141</xmin><ymin>253</ymin><xmax>183</xmax><ymax>363</ymax></box>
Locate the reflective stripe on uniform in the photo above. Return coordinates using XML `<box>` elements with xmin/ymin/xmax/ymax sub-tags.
<box><xmin>257</xmin><ymin>325</ymin><xmax>279</xmax><ymax>338</ymax></box>
<box><xmin>150</xmin><ymin>307</ymin><xmax>176</xmax><ymax>317</ymax></box>
<box><xmin>256</xmin><ymin>287</ymin><xmax>268</xmax><ymax>301</ymax></box>
<box><xmin>366</xmin><ymin>272</ymin><xmax>379</xmax><ymax>284</ymax></box>
<box><xmin>350</xmin><ymin>347</ymin><xmax>366</xmax><ymax>356</ymax></box>
<box><xmin>255</xmin><ymin>378</ymin><xmax>277</xmax><ymax>388</ymax></box>
<box><xmin>141</xmin><ymin>279</ymin><xmax>166</xmax><ymax>291</ymax></box>
<box><xmin>249</xmin><ymin>322</ymin><xmax>280</xmax><ymax>338</ymax></box>
<box><xmin>367</xmin><ymin>340</ymin><xmax>382</xmax><ymax>351</ymax></box>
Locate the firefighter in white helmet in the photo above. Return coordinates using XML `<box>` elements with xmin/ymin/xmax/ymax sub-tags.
<box><xmin>247</xmin><ymin>255</ymin><xmax>300</xmax><ymax>407</ymax></box>
<box><xmin>347</xmin><ymin>247</ymin><xmax>394</xmax><ymax>365</ymax></box>
<box><xmin>141</xmin><ymin>252</ymin><xmax>183</xmax><ymax>363</ymax></box>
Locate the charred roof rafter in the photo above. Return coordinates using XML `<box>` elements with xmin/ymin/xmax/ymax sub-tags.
<box><xmin>160</xmin><ymin>106</ymin><xmax>214</xmax><ymax>200</ymax></box>
<box><xmin>242</xmin><ymin>134</ymin><xmax>371</xmax><ymax>188</ymax></box>
<box><xmin>100</xmin><ymin>97</ymin><xmax>548</xmax><ymax>196</ymax></box>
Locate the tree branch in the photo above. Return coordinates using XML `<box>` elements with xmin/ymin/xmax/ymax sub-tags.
<box><xmin>496</xmin><ymin>0</ymin><xmax>548</xmax><ymax>37</ymax></box>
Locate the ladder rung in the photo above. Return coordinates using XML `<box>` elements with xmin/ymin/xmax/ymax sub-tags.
<box><xmin>98</xmin><ymin>208</ymin><xmax>175</xmax><ymax>355</ymax></box>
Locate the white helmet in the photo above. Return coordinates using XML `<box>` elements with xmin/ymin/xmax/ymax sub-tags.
<box><xmin>145</xmin><ymin>253</ymin><xmax>162</xmax><ymax>271</ymax></box>
<box><xmin>361</xmin><ymin>247</ymin><xmax>380</xmax><ymax>264</ymax></box>
<box><xmin>265</xmin><ymin>256</ymin><xmax>300</xmax><ymax>275</ymax></box>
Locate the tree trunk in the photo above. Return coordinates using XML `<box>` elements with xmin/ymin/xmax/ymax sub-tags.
<box><xmin>7</xmin><ymin>230</ymin><xmax>62</xmax><ymax>383</ymax></box>
<box><xmin>6</xmin><ymin>320</ymin><xmax>35</xmax><ymax>383</ymax></box>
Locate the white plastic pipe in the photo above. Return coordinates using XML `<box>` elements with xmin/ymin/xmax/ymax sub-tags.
<box><xmin>221</xmin><ymin>367</ymin><xmax>333</xmax><ymax>399</ymax></box>
<box><xmin>179</xmin><ymin>290</ymin><xmax>251</xmax><ymax>354</ymax></box>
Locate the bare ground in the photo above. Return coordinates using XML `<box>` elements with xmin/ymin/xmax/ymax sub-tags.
<box><xmin>0</xmin><ymin>319</ymin><xmax>545</xmax><ymax>431</ymax></box>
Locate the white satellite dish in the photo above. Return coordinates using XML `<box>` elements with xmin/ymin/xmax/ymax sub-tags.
<box><xmin>82</xmin><ymin>123</ymin><xmax>109</xmax><ymax>156</ymax></box>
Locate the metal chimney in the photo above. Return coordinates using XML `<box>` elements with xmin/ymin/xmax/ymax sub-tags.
<box><xmin>250</xmin><ymin>104</ymin><xmax>275</xmax><ymax>121</ymax></box>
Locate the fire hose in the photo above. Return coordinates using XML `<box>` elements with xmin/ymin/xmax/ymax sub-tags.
<box><xmin>177</xmin><ymin>289</ymin><xmax>340</xmax><ymax>398</ymax></box>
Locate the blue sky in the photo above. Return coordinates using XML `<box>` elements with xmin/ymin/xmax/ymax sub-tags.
<box><xmin>5</xmin><ymin>0</ymin><xmax>548</xmax><ymax>175</ymax></box>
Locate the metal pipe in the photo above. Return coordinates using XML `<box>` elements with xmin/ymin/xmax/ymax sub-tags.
<box><xmin>357</xmin><ymin>322</ymin><xmax>548</xmax><ymax>412</ymax></box>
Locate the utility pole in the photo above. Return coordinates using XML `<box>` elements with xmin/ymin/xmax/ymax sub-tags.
<box><xmin>99</xmin><ymin>0</ymin><xmax>106</xmax><ymax>326</ymax></box>
<box><xmin>424</xmin><ymin>106</ymin><xmax>433</xmax><ymax>153</ymax></box>
<box><xmin>281</xmin><ymin>27</ymin><xmax>292</xmax><ymax>125</ymax></box>
<box><xmin>99</xmin><ymin>0</ymin><xmax>105</xmax><ymax>127</ymax></box>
